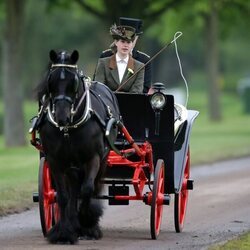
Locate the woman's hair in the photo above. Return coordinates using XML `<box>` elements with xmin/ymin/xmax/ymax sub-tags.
<box><xmin>110</xmin><ymin>42</ymin><xmax>117</xmax><ymax>53</ymax></box>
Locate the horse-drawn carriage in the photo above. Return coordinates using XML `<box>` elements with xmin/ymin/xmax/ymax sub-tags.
<box><xmin>30</xmin><ymin>50</ymin><xmax>198</xmax><ymax>243</ymax></box>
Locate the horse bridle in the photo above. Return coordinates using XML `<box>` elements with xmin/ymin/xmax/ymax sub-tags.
<box><xmin>46</xmin><ymin>64</ymin><xmax>92</xmax><ymax>131</ymax></box>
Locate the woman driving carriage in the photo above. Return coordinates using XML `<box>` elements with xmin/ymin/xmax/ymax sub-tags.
<box><xmin>94</xmin><ymin>24</ymin><xmax>145</xmax><ymax>93</ymax></box>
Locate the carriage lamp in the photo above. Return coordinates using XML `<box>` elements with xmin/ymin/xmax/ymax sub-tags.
<box><xmin>150</xmin><ymin>92</ymin><xmax>167</xmax><ymax>135</ymax></box>
<box><xmin>150</xmin><ymin>92</ymin><xmax>166</xmax><ymax>110</ymax></box>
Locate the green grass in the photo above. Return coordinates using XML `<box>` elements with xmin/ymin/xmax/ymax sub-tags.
<box><xmin>0</xmin><ymin>101</ymin><xmax>39</xmax><ymax>216</ymax></box>
<box><xmin>188</xmin><ymin>90</ymin><xmax>250</xmax><ymax>165</ymax></box>
<box><xmin>209</xmin><ymin>232</ymin><xmax>250</xmax><ymax>250</ymax></box>
<box><xmin>0</xmin><ymin>138</ymin><xmax>38</xmax><ymax>215</ymax></box>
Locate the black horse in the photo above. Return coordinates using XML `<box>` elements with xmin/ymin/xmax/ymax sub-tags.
<box><xmin>36</xmin><ymin>50</ymin><xmax>120</xmax><ymax>244</ymax></box>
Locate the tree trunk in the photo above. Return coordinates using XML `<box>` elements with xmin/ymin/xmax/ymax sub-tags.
<box><xmin>2</xmin><ymin>0</ymin><xmax>26</xmax><ymax>146</ymax></box>
<box><xmin>205</xmin><ymin>0</ymin><xmax>222</xmax><ymax>121</ymax></box>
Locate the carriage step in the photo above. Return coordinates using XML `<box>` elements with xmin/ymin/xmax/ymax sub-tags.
<box><xmin>187</xmin><ymin>179</ymin><xmax>194</xmax><ymax>190</ymax></box>
<box><xmin>108</xmin><ymin>185</ymin><xmax>129</xmax><ymax>205</ymax></box>
<box><xmin>163</xmin><ymin>194</ymin><xmax>171</xmax><ymax>205</ymax></box>
<box><xmin>33</xmin><ymin>192</ymin><xmax>39</xmax><ymax>202</ymax></box>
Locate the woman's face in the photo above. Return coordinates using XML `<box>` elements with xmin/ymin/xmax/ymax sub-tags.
<box><xmin>115</xmin><ymin>39</ymin><xmax>133</xmax><ymax>57</ymax></box>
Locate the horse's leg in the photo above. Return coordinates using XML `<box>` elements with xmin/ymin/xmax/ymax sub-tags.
<box><xmin>64</xmin><ymin>168</ymin><xmax>82</xmax><ymax>237</ymax></box>
<box><xmin>78</xmin><ymin>198</ymin><xmax>103</xmax><ymax>239</ymax></box>
<box><xmin>46</xmin><ymin>170</ymin><xmax>69</xmax><ymax>243</ymax></box>
<box><xmin>46</xmin><ymin>169</ymin><xmax>79</xmax><ymax>244</ymax></box>
<box><xmin>79</xmin><ymin>154</ymin><xmax>104</xmax><ymax>239</ymax></box>
<box><xmin>80</xmin><ymin>154</ymin><xmax>100</xmax><ymax>199</ymax></box>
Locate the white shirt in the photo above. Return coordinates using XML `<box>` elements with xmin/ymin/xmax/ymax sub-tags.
<box><xmin>116</xmin><ymin>54</ymin><xmax>128</xmax><ymax>83</ymax></box>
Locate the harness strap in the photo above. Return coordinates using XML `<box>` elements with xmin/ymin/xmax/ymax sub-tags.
<box><xmin>54</xmin><ymin>95</ymin><xmax>73</xmax><ymax>104</ymax></box>
<box><xmin>91</xmin><ymin>110</ymin><xmax>106</xmax><ymax>128</ymax></box>
<box><xmin>89</xmin><ymin>88</ymin><xmax>114</xmax><ymax>120</ymax></box>
<box><xmin>29</xmin><ymin>97</ymin><xmax>50</xmax><ymax>132</ymax></box>
<box><xmin>89</xmin><ymin>88</ymin><xmax>115</xmax><ymax>129</ymax></box>
<box><xmin>51</xmin><ymin>64</ymin><xmax>78</xmax><ymax>69</ymax></box>
<box><xmin>89</xmin><ymin>88</ymin><xmax>121</xmax><ymax>155</ymax></box>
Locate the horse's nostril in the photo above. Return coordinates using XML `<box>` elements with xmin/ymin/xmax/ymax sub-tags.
<box><xmin>55</xmin><ymin>107</ymin><xmax>70</xmax><ymax>126</ymax></box>
<box><xmin>57</xmin><ymin>119</ymin><xmax>65</xmax><ymax>126</ymax></box>
<box><xmin>56</xmin><ymin>116</ymin><xmax>69</xmax><ymax>126</ymax></box>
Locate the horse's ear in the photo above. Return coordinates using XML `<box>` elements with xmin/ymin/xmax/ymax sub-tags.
<box><xmin>50</xmin><ymin>50</ymin><xmax>58</xmax><ymax>63</ymax></box>
<box><xmin>71</xmin><ymin>50</ymin><xmax>79</xmax><ymax>64</ymax></box>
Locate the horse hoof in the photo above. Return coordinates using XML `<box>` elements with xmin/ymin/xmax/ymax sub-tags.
<box><xmin>47</xmin><ymin>223</ymin><xmax>79</xmax><ymax>244</ymax></box>
<box><xmin>80</xmin><ymin>226</ymin><xmax>103</xmax><ymax>240</ymax></box>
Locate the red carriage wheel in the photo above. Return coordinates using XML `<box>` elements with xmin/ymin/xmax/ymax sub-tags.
<box><xmin>174</xmin><ymin>147</ymin><xmax>191</xmax><ymax>233</ymax></box>
<box><xmin>150</xmin><ymin>159</ymin><xmax>165</xmax><ymax>239</ymax></box>
<box><xmin>38</xmin><ymin>157</ymin><xmax>58</xmax><ymax>237</ymax></box>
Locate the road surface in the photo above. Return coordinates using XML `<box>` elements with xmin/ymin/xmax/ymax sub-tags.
<box><xmin>0</xmin><ymin>157</ymin><xmax>250</xmax><ymax>249</ymax></box>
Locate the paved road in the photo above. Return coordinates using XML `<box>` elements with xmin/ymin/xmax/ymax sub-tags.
<box><xmin>0</xmin><ymin>157</ymin><xmax>250</xmax><ymax>250</ymax></box>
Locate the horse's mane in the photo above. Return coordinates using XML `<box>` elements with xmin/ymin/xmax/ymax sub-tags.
<box><xmin>35</xmin><ymin>63</ymin><xmax>51</xmax><ymax>101</ymax></box>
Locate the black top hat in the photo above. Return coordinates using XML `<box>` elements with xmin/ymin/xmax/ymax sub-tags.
<box><xmin>119</xmin><ymin>17</ymin><xmax>143</xmax><ymax>35</ymax></box>
<box><xmin>110</xmin><ymin>24</ymin><xmax>136</xmax><ymax>42</ymax></box>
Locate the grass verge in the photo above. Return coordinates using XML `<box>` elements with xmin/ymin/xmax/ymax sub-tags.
<box><xmin>0</xmin><ymin>138</ymin><xmax>38</xmax><ymax>216</ymax></box>
<box><xmin>188</xmin><ymin>90</ymin><xmax>250</xmax><ymax>165</ymax></box>
<box><xmin>209</xmin><ymin>232</ymin><xmax>250</xmax><ymax>250</ymax></box>
<box><xmin>0</xmin><ymin>101</ymin><xmax>38</xmax><ymax>216</ymax></box>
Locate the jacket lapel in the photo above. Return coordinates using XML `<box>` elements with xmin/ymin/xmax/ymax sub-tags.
<box><xmin>109</xmin><ymin>55</ymin><xmax>120</xmax><ymax>85</ymax></box>
<box><xmin>121</xmin><ymin>55</ymin><xmax>135</xmax><ymax>83</ymax></box>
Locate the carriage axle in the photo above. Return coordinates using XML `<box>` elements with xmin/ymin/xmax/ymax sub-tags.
<box><xmin>143</xmin><ymin>192</ymin><xmax>171</xmax><ymax>206</ymax></box>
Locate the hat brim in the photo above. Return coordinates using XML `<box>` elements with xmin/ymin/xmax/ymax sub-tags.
<box><xmin>110</xmin><ymin>25</ymin><xmax>136</xmax><ymax>42</ymax></box>
<box><xmin>136</xmin><ymin>31</ymin><xmax>143</xmax><ymax>35</ymax></box>
<box><xmin>112</xmin><ymin>34</ymin><xmax>135</xmax><ymax>42</ymax></box>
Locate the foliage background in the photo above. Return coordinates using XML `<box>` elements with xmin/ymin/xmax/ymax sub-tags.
<box><xmin>0</xmin><ymin>0</ymin><xmax>250</xmax><ymax>146</ymax></box>
<box><xmin>1</xmin><ymin>0</ymin><xmax>249</xmax><ymax>100</ymax></box>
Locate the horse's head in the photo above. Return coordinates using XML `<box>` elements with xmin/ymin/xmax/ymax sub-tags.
<box><xmin>47</xmin><ymin>50</ymin><xmax>83</xmax><ymax>127</ymax></box>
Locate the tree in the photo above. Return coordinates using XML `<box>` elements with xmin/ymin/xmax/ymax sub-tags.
<box><xmin>2</xmin><ymin>0</ymin><xmax>26</xmax><ymax>146</ymax></box>
<box><xmin>200</xmin><ymin>0</ymin><xmax>250</xmax><ymax>120</ymax></box>
<box><xmin>205</xmin><ymin>0</ymin><xmax>221</xmax><ymax>120</ymax></box>
<box><xmin>143</xmin><ymin>0</ymin><xmax>250</xmax><ymax>120</ymax></box>
<box><xmin>50</xmin><ymin>0</ymin><xmax>184</xmax><ymax>28</ymax></box>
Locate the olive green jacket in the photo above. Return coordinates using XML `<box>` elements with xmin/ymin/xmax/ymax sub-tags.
<box><xmin>94</xmin><ymin>54</ymin><xmax>144</xmax><ymax>93</ymax></box>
